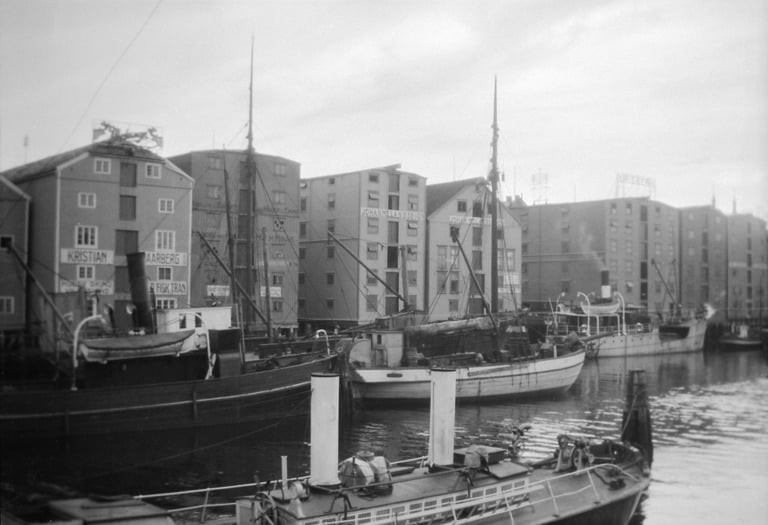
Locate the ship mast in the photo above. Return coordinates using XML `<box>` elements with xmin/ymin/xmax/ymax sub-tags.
<box><xmin>489</xmin><ymin>77</ymin><xmax>500</xmax><ymax>314</ymax></box>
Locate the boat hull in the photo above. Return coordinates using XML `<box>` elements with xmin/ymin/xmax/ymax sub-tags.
<box><xmin>0</xmin><ymin>352</ymin><xmax>337</xmax><ymax>438</ymax></box>
<box><xmin>586</xmin><ymin>319</ymin><xmax>707</xmax><ymax>358</ymax></box>
<box><xmin>350</xmin><ymin>350</ymin><xmax>585</xmax><ymax>402</ymax></box>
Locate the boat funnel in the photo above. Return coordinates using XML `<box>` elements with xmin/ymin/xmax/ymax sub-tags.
<box><xmin>621</xmin><ymin>369</ymin><xmax>653</xmax><ymax>466</ymax></box>
<box><xmin>309</xmin><ymin>373</ymin><xmax>341</xmax><ymax>489</ymax></box>
<box><xmin>600</xmin><ymin>268</ymin><xmax>611</xmax><ymax>300</ymax></box>
<box><xmin>428</xmin><ymin>368</ymin><xmax>457</xmax><ymax>467</ymax></box>
<box><xmin>126</xmin><ymin>252</ymin><xmax>156</xmax><ymax>333</ymax></box>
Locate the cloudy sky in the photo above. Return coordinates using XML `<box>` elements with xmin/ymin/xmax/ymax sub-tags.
<box><xmin>1</xmin><ymin>0</ymin><xmax>766</xmax><ymax>219</ymax></box>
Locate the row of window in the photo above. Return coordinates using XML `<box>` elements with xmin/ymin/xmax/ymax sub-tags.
<box><xmin>74</xmin><ymin>225</ymin><xmax>176</xmax><ymax>251</ymax></box>
<box><xmin>78</xmin><ymin>193</ymin><xmax>175</xmax><ymax>214</ymax></box>
<box><xmin>74</xmin><ymin>265</ymin><xmax>175</xmax><ymax>281</ymax></box>
<box><xmin>206</xmin><ymin>156</ymin><xmax>288</xmax><ymax>177</ymax></box>
<box><xmin>94</xmin><ymin>158</ymin><xmax>162</xmax><ymax>179</ymax></box>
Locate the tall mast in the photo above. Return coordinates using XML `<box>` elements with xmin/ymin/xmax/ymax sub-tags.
<box><xmin>245</xmin><ymin>36</ymin><xmax>255</xmax><ymax>330</ymax></box>
<box><xmin>489</xmin><ymin>77</ymin><xmax>500</xmax><ymax>314</ymax></box>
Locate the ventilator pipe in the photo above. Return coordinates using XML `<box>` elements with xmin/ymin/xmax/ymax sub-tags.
<box><xmin>428</xmin><ymin>368</ymin><xmax>457</xmax><ymax>467</ymax></box>
<box><xmin>309</xmin><ymin>373</ymin><xmax>341</xmax><ymax>490</ymax></box>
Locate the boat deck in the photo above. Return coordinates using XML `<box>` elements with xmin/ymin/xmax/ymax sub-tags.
<box><xmin>265</xmin><ymin>458</ymin><xmax>647</xmax><ymax>525</ymax></box>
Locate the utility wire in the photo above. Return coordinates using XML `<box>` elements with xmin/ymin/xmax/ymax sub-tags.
<box><xmin>59</xmin><ymin>0</ymin><xmax>164</xmax><ymax>152</ymax></box>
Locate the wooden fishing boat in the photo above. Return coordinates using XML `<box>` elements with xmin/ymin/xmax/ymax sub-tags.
<box><xmin>0</xmin><ymin>325</ymin><xmax>338</xmax><ymax>438</ymax></box>
<box><xmin>340</xmin><ymin>326</ymin><xmax>585</xmax><ymax>403</ymax></box>
<box><xmin>717</xmin><ymin>323</ymin><xmax>764</xmax><ymax>351</ymax></box>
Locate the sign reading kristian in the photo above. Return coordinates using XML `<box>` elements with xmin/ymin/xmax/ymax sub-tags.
<box><xmin>61</xmin><ymin>249</ymin><xmax>114</xmax><ymax>265</ymax></box>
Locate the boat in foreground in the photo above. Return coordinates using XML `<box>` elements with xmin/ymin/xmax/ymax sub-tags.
<box><xmin>339</xmin><ymin>326</ymin><xmax>585</xmax><ymax>403</ymax></box>
<box><xmin>5</xmin><ymin>369</ymin><xmax>652</xmax><ymax>525</ymax></box>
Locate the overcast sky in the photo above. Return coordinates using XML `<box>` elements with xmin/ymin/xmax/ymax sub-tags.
<box><xmin>1</xmin><ymin>0</ymin><xmax>766</xmax><ymax>220</ymax></box>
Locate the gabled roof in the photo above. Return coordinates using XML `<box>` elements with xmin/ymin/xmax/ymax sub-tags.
<box><xmin>0</xmin><ymin>140</ymin><xmax>167</xmax><ymax>183</ymax></box>
<box><xmin>426</xmin><ymin>177</ymin><xmax>487</xmax><ymax>216</ymax></box>
<box><xmin>0</xmin><ymin>175</ymin><xmax>31</xmax><ymax>201</ymax></box>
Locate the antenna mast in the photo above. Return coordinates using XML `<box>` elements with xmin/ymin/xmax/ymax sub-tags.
<box><xmin>489</xmin><ymin>77</ymin><xmax>499</xmax><ymax>314</ymax></box>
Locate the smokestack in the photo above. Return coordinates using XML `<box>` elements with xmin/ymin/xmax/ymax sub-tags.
<box><xmin>309</xmin><ymin>373</ymin><xmax>341</xmax><ymax>489</ymax></box>
<box><xmin>127</xmin><ymin>252</ymin><xmax>156</xmax><ymax>333</ymax></box>
<box><xmin>428</xmin><ymin>368</ymin><xmax>457</xmax><ymax>467</ymax></box>
<box><xmin>601</xmin><ymin>268</ymin><xmax>611</xmax><ymax>300</ymax></box>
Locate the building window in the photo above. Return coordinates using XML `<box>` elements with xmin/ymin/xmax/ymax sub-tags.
<box><xmin>522</xmin><ymin>262</ymin><xmax>527</xmax><ymax>273</ymax></box>
<box><xmin>625</xmin><ymin>202</ymin><xmax>632</xmax><ymax>213</ymax></box>
<box><xmin>457</xmin><ymin>200</ymin><xmax>467</xmax><ymax>213</ymax></box>
<box><xmin>328</xmin><ymin>193</ymin><xmax>336</xmax><ymax>209</ymax></box>
<box><xmin>274</xmin><ymin>162</ymin><xmax>286</xmax><ymax>177</ymax></box>
<box><xmin>522</xmin><ymin>242</ymin><xmax>527</xmax><ymax>255</ymax></box>
<box><xmin>388</xmin><ymin>172</ymin><xmax>400</xmax><ymax>192</ymax></box>
<box><xmin>272</xmin><ymin>299</ymin><xmax>283</xmax><ymax>312</ymax></box>
<box><xmin>408</xmin><ymin>177</ymin><xmax>418</xmax><ymax>187</ymax></box>
<box><xmin>77</xmin><ymin>265</ymin><xmax>95</xmax><ymax>280</ymax></box>
<box><xmin>145</xmin><ymin>163</ymin><xmax>161</xmax><ymax>179</ymax></box>
<box><xmin>207</xmin><ymin>156</ymin><xmax>223</xmax><ymax>170</ymax></box>
<box><xmin>115</xmin><ymin>230</ymin><xmax>138</xmax><ymax>255</ymax></box>
<box><xmin>273</xmin><ymin>190</ymin><xmax>287</xmax><ymax>205</ymax></box>
<box><xmin>158</xmin><ymin>267</ymin><xmax>172</xmax><ymax>280</ymax></box>
<box><xmin>610</xmin><ymin>202</ymin><xmax>617</xmax><ymax>215</ymax></box>
<box><xmin>472</xmin><ymin>201</ymin><xmax>483</xmax><ymax>217</ymax></box>
<box><xmin>437</xmin><ymin>245</ymin><xmax>447</xmax><ymax>270</ymax></box>
<box><xmin>562</xmin><ymin>262</ymin><xmax>569</xmax><ymax>274</ymax></box>
<box><xmin>367</xmin><ymin>242</ymin><xmax>379</xmax><ymax>260</ymax></box>
<box><xmin>298</xmin><ymin>273</ymin><xmax>305</xmax><ymax>285</ymax></box>
<box><xmin>120</xmin><ymin>163</ymin><xmax>137</xmax><ymax>187</ymax></box>
<box><xmin>94</xmin><ymin>158</ymin><xmax>111</xmax><ymax>174</ymax></box>
<box><xmin>299</xmin><ymin>222</ymin><xmax>307</xmax><ymax>238</ymax></box>
<box><xmin>388</xmin><ymin>195</ymin><xmax>399</xmax><ymax>210</ymax></box>
<box><xmin>449</xmin><ymin>272</ymin><xmax>460</xmax><ymax>294</ymax></box>
<box><xmin>368</xmin><ymin>191</ymin><xmax>379</xmax><ymax>208</ymax></box>
<box><xmin>207</xmin><ymin>185</ymin><xmax>221</xmax><ymax>199</ymax></box>
<box><xmin>625</xmin><ymin>241</ymin><xmax>633</xmax><ymax>255</ymax></box>
<box><xmin>625</xmin><ymin>260</ymin><xmax>633</xmax><ymax>274</ymax></box>
<box><xmin>0</xmin><ymin>235</ymin><xmax>13</xmax><ymax>251</ymax></box>
<box><xmin>328</xmin><ymin>177</ymin><xmax>335</xmax><ymax>185</ymax></box>
<box><xmin>610</xmin><ymin>239</ymin><xmax>617</xmax><ymax>253</ymax></box>
<box><xmin>472</xmin><ymin>250</ymin><xmax>482</xmax><ymax>271</ymax></box>
<box><xmin>407</xmin><ymin>270</ymin><xmax>417</xmax><ymax>287</ymax></box>
<box><xmin>560</xmin><ymin>280</ymin><xmax>570</xmax><ymax>293</ymax></box>
<box><xmin>300</xmin><ymin>197</ymin><xmax>307</xmax><ymax>211</ymax></box>
<box><xmin>299</xmin><ymin>247</ymin><xmax>306</xmax><ymax>259</ymax></box>
<box><xmin>448</xmin><ymin>299</ymin><xmax>459</xmax><ymax>314</ymax></box>
<box><xmin>75</xmin><ymin>225</ymin><xmax>97</xmax><ymax>248</ymax></box>
<box><xmin>155</xmin><ymin>298</ymin><xmax>177</xmax><ymax>310</ymax></box>
<box><xmin>368</xmin><ymin>172</ymin><xmax>379</xmax><ymax>183</ymax></box>
<box><xmin>272</xmin><ymin>273</ymin><xmax>283</xmax><ymax>286</ymax></box>
<box><xmin>159</xmin><ymin>198</ymin><xmax>174</xmax><ymax>213</ymax></box>
<box><xmin>366</xmin><ymin>294</ymin><xmax>378</xmax><ymax>312</ymax></box>
<box><xmin>327</xmin><ymin>246</ymin><xmax>334</xmax><ymax>259</ymax></box>
<box><xmin>119</xmin><ymin>195</ymin><xmax>136</xmax><ymax>220</ymax></box>
<box><xmin>326</xmin><ymin>299</ymin><xmax>334</xmax><ymax>310</ymax></box>
<box><xmin>156</xmin><ymin>230</ymin><xmax>175</xmax><ymax>251</ymax></box>
<box><xmin>0</xmin><ymin>296</ymin><xmax>14</xmax><ymax>314</ymax></box>
<box><xmin>473</xmin><ymin>226</ymin><xmax>483</xmax><ymax>246</ymax></box>
<box><xmin>367</xmin><ymin>270</ymin><xmax>378</xmax><ymax>286</ymax></box>
<box><xmin>327</xmin><ymin>219</ymin><xmax>335</xmax><ymax>234</ymax></box>
<box><xmin>298</xmin><ymin>298</ymin><xmax>306</xmax><ymax>311</ymax></box>
<box><xmin>407</xmin><ymin>245</ymin><xmax>417</xmax><ymax>261</ymax></box>
<box><xmin>367</xmin><ymin>217</ymin><xmax>379</xmax><ymax>234</ymax></box>
<box><xmin>407</xmin><ymin>221</ymin><xmax>418</xmax><ymax>237</ymax></box>
<box><xmin>408</xmin><ymin>194</ymin><xmax>419</xmax><ymax>211</ymax></box>
<box><xmin>78</xmin><ymin>193</ymin><xmax>96</xmax><ymax>208</ymax></box>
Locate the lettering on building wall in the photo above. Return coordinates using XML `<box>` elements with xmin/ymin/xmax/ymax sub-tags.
<box><xmin>150</xmin><ymin>281</ymin><xmax>188</xmax><ymax>295</ymax></box>
<box><xmin>260</xmin><ymin>286</ymin><xmax>282</xmax><ymax>298</ymax></box>
<box><xmin>359</xmin><ymin>207</ymin><xmax>425</xmax><ymax>220</ymax></box>
<box><xmin>60</xmin><ymin>280</ymin><xmax>115</xmax><ymax>294</ymax></box>
<box><xmin>145</xmin><ymin>251</ymin><xmax>188</xmax><ymax>266</ymax></box>
<box><xmin>448</xmin><ymin>215</ymin><xmax>491</xmax><ymax>225</ymax></box>
<box><xmin>207</xmin><ymin>285</ymin><xmax>230</xmax><ymax>297</ymax></box>
<box><xmin>61</xmin><ymin>249</ymin><xmax>114</xmax><ymax>265</ymax></box>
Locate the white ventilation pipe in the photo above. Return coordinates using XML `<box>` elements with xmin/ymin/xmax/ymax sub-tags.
<box><xmin>428</xmin><ymin>368</ymin><xmax>457</xmax><ymax>467</ymax></box>
<box><xmin>309</xmin><ymin>373</ymin><xmax>341</xmax><ymax>489</ymax></box>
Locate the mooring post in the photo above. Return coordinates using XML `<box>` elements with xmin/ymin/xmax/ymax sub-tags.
<box><xmin>621</xmin><ymin>369</ymin><xmax>653</xmax><ymax>466</ymax></box>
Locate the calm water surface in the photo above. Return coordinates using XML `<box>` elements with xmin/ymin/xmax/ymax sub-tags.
<box><xmin>2</xmin><ymin>348</ymin><xmax>767</xmax><ymax>524</ymax></box>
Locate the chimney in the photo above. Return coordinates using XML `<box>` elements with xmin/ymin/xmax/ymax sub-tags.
<box><xmin>601</xmin><ymin>268</ymin><xmax>611</xmax><ymax>300</ymax></box>
<box><xmin>126</xmin><ymin>252</ymin><xmax>156</xmax><ymax>333</ymax></box>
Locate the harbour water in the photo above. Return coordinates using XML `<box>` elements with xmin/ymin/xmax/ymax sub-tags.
<box><xmin>2</xmin><ymin>347</ymin><xmax>767</xmax><ymax>524</ymax></box>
